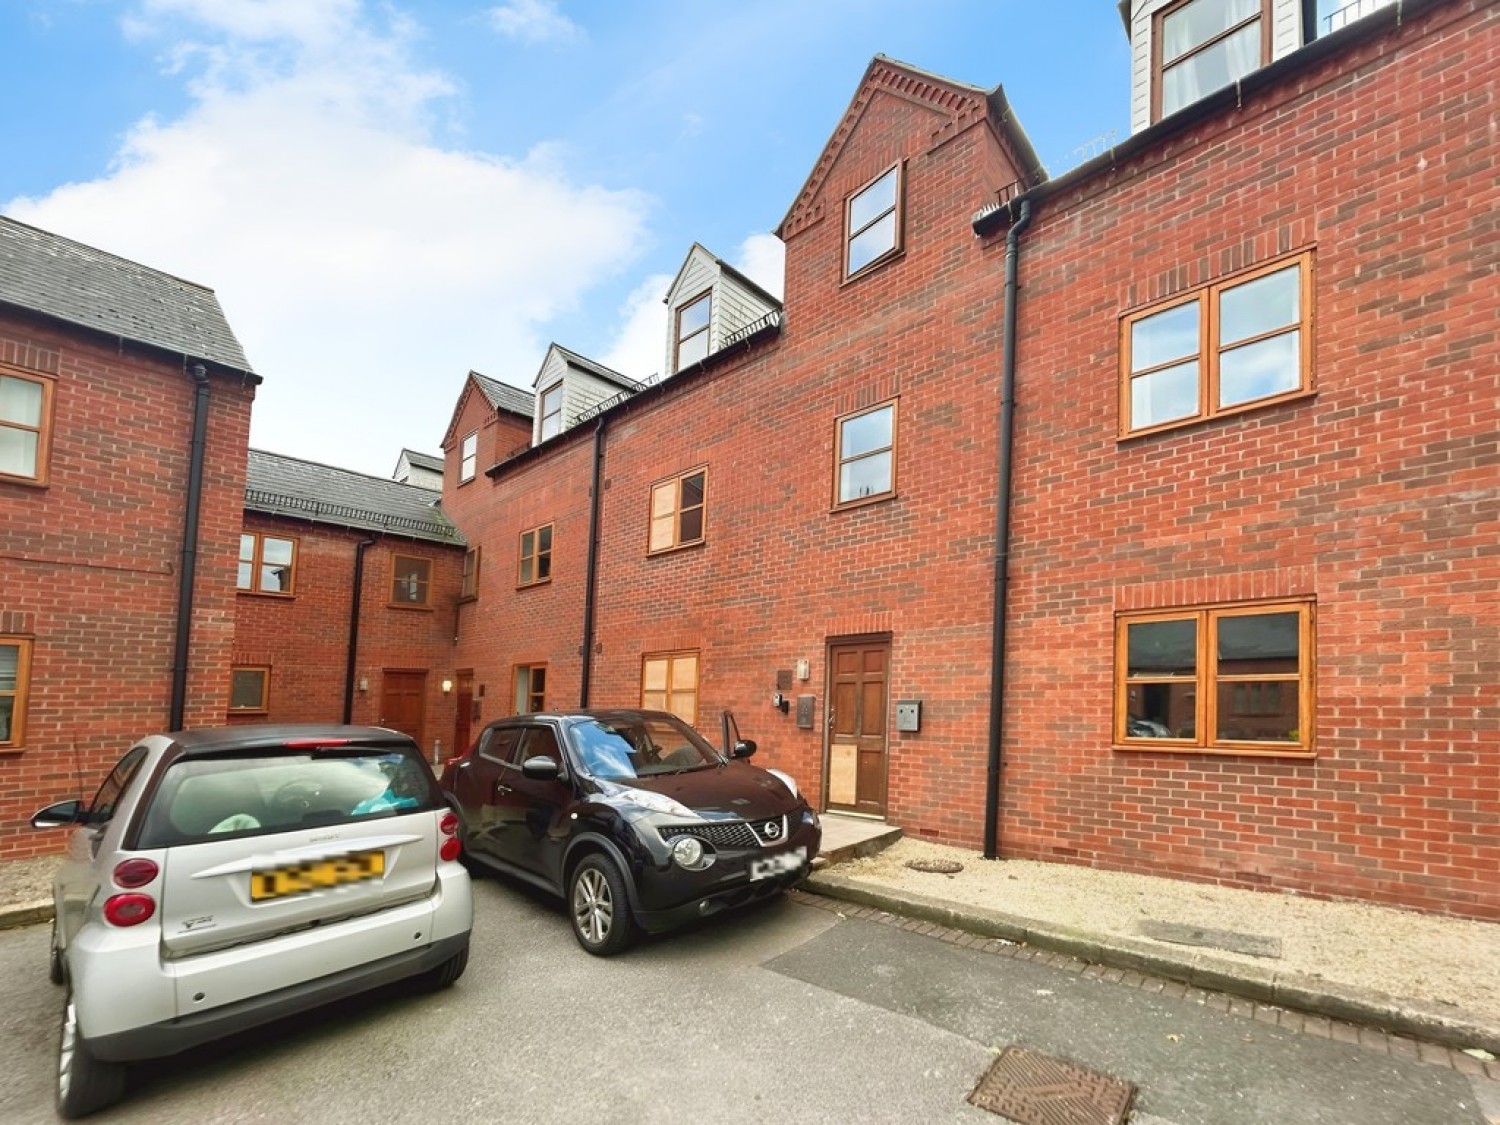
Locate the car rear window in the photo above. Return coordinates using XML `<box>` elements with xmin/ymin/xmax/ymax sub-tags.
<box><xmin>136</xmin><ymin>745</ymin><xmax>443</xmax><ymax>848</ymax></box>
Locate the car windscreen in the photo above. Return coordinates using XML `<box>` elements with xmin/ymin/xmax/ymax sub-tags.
<box><xmin>571</xmin><ymin>716</ymin><xmax>721</xmax><ymax>779</ymax></box>
<box><xmin>136</xmin><ymin>745</ymin><xmax>443</xmax><ymax>848</ymax></box>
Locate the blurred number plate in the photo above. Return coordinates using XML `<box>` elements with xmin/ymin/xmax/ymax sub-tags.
<box><xmin>252</xmin><ymin>849</ymin><xmax>385</xmax><ymax>901</ymax></box>
<box><xmin>750</xmin><ymin>847</ymin><xmax>806</xmax><ymax>882</ymax></box>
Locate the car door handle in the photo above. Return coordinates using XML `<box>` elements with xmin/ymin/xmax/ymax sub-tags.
<box><xmin>495</xmin><ymin>783</ymin><xmax>512</xmax><ymax>796</ymax></box>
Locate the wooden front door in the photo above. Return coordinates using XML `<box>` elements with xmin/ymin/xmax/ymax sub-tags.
<box><xmin>826</xmin><ymin>639</ymin><xmax>889</xmax><ymax>816</ymax></box>
<box><xmin>453</xmin><ymin>671</ymin><xmax>474</xmax><ymax>758</ymax></box>
<box><xmin>380</xmin><ymin>670</ymin><xmax>427</xmax><ymax>753</ymax></box>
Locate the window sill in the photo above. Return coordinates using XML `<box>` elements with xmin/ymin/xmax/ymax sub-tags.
<box><xmin>646</xmin><ymin>540</ymin><xmax>705</xmax><ymax>559</ymax></box>
<box><xmin>458</xmin><ymin>594</ymin><xmax>478</xmax><ymax>604</ymax></box>
<box><xmin>1118</xmin><ymin>388</ymin><xmax>1317</xmax><ymax>443</ymax></box>
<box><xmin>387</xmin><ymin>602</ymin><xmax>434</xmax><ymax>612</ymax></box>
<box><xmin>1113</xmin><ymin>741</ymin><xmax>1315</xmax><ymax>760</ymax></box>
<box><xmin>0</xmin><ymin>474</ymin><xmax>48</xmax><ymax>489</ymax></box>
<box><xmin>236</xmin><ymin>590</ymin><xmax>296</xmax><ymax>599</ymax></box>
<box><xmin>0</xmin><ymin>745</ymin><xmax>26</xmax><ymax>757</ymax></box>
<box><xmin>831</xmin><ymin>492</ymin><xmax>896</xmax><ymax>514</ymax></box>
<box><xmin>515</xmin><ymin>579</ymin><xmax>552</xmax><ymax>591</ymax></box>
<box><xmin>227</xmin><ymin>710</ymin><xmax>268</xmax><ymax>718</ymax></box>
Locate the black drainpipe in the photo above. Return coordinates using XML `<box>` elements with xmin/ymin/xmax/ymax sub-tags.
<box><xmin>984</xmin><ymin>198</ymin><xmax>1033</xmax><ymax>860</ymax></box>
<box><xmin>579</xmin><ymin>417</ymin><xmax>606</xmax><ymax>707</ymax></box>
<box><xmin>169</xmin><ymin>364</ymin><xmax>211</xmax><ymax>732</ymax></box>
<box><xmin>343</xmin><ymin>537</ymin><xmax>377</xmax><ymax>723</ymax></box>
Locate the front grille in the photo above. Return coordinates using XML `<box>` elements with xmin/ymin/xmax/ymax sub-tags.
<box><xmin>661</xmin><ymin>814</ymin><xmax>791</xmax><ymax>851</ymax></box>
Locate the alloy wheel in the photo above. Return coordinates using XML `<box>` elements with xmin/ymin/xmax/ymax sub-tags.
<box><xmin>573</xmin><ymin>866</ymin><xmax>613</xmax><ymax>944</ymax></box>
<box><xmin>57</xmin><ymin>996</ymin><xmax>78</xmax><ymax>1102</ymax></box>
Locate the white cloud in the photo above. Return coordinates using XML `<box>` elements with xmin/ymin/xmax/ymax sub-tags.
<box><xmin>6</xmin><ymin>1</ymin><xmax>646</xmax><ymax>474</ymax></box>
<box><xmin>487</xmin><ymin>0</ymin><xmax>581</xmax><ymax>45</ymax></box>
<box><xmin>733</xmin><ymin>233</ymin><xmax>785</xmax><ymax>300</ymax></box>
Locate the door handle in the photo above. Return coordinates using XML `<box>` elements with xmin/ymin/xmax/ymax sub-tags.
<box><xmin>827</xmin><ymin>709</ymin><xmax>836</xmax><ymax>730</ymax></box>
<box><xmin>495</xmin><ymin>783</ymin><xmax>512</xmax><ymax>796</ymax></box>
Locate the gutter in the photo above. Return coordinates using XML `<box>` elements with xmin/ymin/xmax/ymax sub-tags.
<box><xmin>169</xmin><ymin>364</ymin><xmax>211</xmax><ymax>731</ymax></box>
<box><xmin>579</xmin><ymin>418</ymin><xmax>606</xmax><ymax>706</ymax></box>
<box><xmin>982</xmin><ymin>201</ymin><xmax>1032</xmax><ymax>860</ymax></box>
<box><xmin>343</xmin><ymin>536</ymin><xmax>377</xmax><ymax>722</ymax></box>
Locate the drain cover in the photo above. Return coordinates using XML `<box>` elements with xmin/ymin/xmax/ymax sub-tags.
<box><xmin>905</xmin><ymin>859</ymin><xmax>964</xmax><ymax>874</ymax></box>
<box><xmin>968</xmin><ymin>1046</ymin><xmax>1135</xmax><ymax>1125</ymax></box>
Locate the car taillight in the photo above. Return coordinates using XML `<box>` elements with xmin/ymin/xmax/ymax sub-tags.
<box><xmin>439</xmin><ymin>811</ymin><xmax>461</xmax><ymax>861</ymax></box>
<box><xmin>103</xmin><ymin>893</ymin><xmax>156</xmax><ymax>927</ymax></box>
<box><xmin>439</xmin><ymin>812</ymin><xmax>459</xmax><ymax>836</ymax></box>
<box><xmin>440</xmin><ymin>838</ymin><xmax>462</xmax><ymax>862</ymax></box>
<box><xmin>112</xmin><ymin>858</ymin><xmax>159</xmax><ymax>889</ymax></box>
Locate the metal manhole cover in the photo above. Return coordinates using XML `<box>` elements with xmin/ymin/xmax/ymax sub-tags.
<box><xmin>905</xmin><ymin>859</ymin><xmax>964</xmax><ymax>874</ymax></box>
<box><xmin>969</xmin><ymin>1046</ymin><xmax>1135</xmax><ymax>1125</ymax></box>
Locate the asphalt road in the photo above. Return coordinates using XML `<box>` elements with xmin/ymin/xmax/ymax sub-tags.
<box><xmin>0</xmin><ymin>878</ymin><xmax>1492</xmax><ymax>1124</ymax></box>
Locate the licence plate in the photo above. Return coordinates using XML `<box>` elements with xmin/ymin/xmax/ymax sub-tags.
<box><xmin>749</xmin><ymin>847</ymin><xmax>806</xmax><ymax>882</ymax></box>
<box><xmin>251</xmin><ymin>849</ymin><xmax>385</xmax><ymax>901</ymax></box>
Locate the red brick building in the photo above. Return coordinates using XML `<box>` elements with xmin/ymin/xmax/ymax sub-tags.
<box><xmin>438</xmin><ymin>0</ymin><xmax>1497</xmax><ymax>919</ymax></box>
<box><xmin>0</xmin><ymin>217</ymin><xmax>256</xmax><ymax>859</ymax></box>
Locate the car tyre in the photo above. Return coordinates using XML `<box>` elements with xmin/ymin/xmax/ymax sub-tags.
<box><xmin>569</xmin><ymin>854</ymin><xmax>636</xmax><ymax>957</ymax></box>
<box><xmin>48</xmin><ymin>918</ymin><xmax>66</xmax><ymax>986</ymax></box>
<box><xmin>417</xmin><ymin>941</ymin><xmax>469</xmax><ymax>991</ymax></box>
<box><xmin>57</xmin><ymin>990</ymin><xmax>126</xmax><ymax>1120</ymax></box>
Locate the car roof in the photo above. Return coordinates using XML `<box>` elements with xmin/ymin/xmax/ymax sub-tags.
<box><xmin>505</xmin><ymin>709</ymin><xmax>680</xmax><ymax>726</ymax></box>
<box><xmin>160</xmin><ymin>724</ymin><xmax>418</xmax><ymax>758</ymax></box>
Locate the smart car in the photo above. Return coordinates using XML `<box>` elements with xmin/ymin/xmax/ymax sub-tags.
<box><xmin>32</xmin><ymin>725</ymin><xmax>473</xmax><ymax>1119</ymax></box>
<box><xmin>440</xmin><ymin>709</ymin><xmax>819</xmax><ymax>955</ymax></box>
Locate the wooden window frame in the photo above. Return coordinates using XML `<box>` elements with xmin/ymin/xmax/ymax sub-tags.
<box><xmin>459</xmin><ymin>431</ymin><xmax>478</xmax><ymax>483</ymax></box>
<box><xmin>1120</xmin><ymin>250</ymin><xmax>1313</xmax><ymax>438</ymax></box>
<box><xmin>237</xmin><ymin>532</ymin><xmax>299</xmax><ymax>596</ymax></box>
<box><xmin>461</xmin><ymin>546</ymin><xmax>481</xmax><ymax>601</ymax></box>
<box><xmin>513</xmin><ymin>664</ymin><xmax>547</xmax><ymax>714</ymax></box>
<box><xmin>1114</xmin><ymin>598</ymin><xmax>1314</xmax><ymax>758</ymax></box>
<box><xmin>641</xmin><ymin>650</ymin><xmax>699</xmax><ymax>726</ymax></box>
<box><xmin>0</xmin><ymin>636</ymin><xmax>32</xmax><ymax>749</ymax></box>
<box><xmin>674</xmin><ymin>290</ymin><xmax>712</xmax><ymax>372</ymax></box>
<box><xmin>539</xmin><ymin>382</ymin><xmax>564</xmax><ymax>441</ymax></box>
<box><xmin>1151</xmin><ymin>0</ymin><xmax>1272</xmax><ymax>122</ymax></box>
<box><xmin>844</xmin><ymin>162</ymin><xmax>904</xmax><ymax>280</ymax></box>
<box><xmin>389</xmin><ymin>554</ymin><xmax>433</xmax><ymax>608</ymax></box>
<box><xmin>833</xmin><ymin>399</ymin><xmax>898</xmax><ymax>509</ymax></box>
<box><xmin>647</xmin><ymin>468</ymin><xmax>707</xmax><ymax>555</ymax></box>
<box><xmin>0</xmin><ymin>367</ymin><xmax>56</xmax><ymax>487</ymax></box>
<box><xmin>517</xmin><ymin>523</ymin><xmax>553</xmax><ymax>588</ymax></box>
<box><xmin>228</xmin><ymin>665</ymin><xmax>270</xmax><ymax>714</ymax></box>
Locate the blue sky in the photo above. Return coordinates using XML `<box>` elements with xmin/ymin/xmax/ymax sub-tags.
<box><xmin>1</xmin><ymin>1</ymin><xmax>1131</xmax><ymax>477</ymax></box>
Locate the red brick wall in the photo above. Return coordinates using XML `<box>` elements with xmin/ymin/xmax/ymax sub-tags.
<box><xmin>0</xmin><ymin>308</ymin><xmax>253</xmax><ymax>858</ymax></box>
<box><xmin>996</xmin><ymin>0</ymin><xmax>1498</xmax><ymax>918</ymax></box>
<box><xmin>232</xmin><ymin>515</ymin><xmax>464</xmax><ymax>761</ymax></box>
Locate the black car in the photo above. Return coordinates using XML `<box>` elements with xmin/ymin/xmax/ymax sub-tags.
<box><xmin>439</xmin><ymin>709</ymin><xmax>820</xmax><ymax>955</ymax></box>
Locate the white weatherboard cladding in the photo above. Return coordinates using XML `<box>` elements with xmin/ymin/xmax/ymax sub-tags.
<box><xmin>531</xmin><ymin>349</ymin><xmax>627</xmax><ymax>445</ymax></box>
<box><xmin>664</xmin><ymin>244</ymin><xmax>780</xmax><ymax>376</ymax></box>
<box><xmin>1126</xmin><ymin>0</ymin><xmax>1308</xmax><ymax>134</ymax></box>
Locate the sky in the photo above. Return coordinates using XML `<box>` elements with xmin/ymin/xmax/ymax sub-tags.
<box><xmin>0</xmin><ymin>0</ymin><xmax>1131</xmax><ymax>478</ymax></box>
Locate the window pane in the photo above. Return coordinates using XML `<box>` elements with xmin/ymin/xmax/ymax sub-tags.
<box><xmin>678</xmin><ymin>507</ymin><xmax>703</xmax><ymax>543</ymax></box>
<box><xmin>0</xmin><ymin>375</ymin><xmax>42</xmax><ymax>426</ymax></box>
<box><xmin>239</xmin><ymin>535</ymin><xmax>256</xmax><ymax>563</ymax></box>
<box><xmin>847</xmin><ymin>212</ymin><xmax>897</xmax><ymax>274</ymax></box>
<box><xmin>1220</xmin><ymin>265</ymin><xmax>1299</xmax><ymax>346</ymax></box>
<box><xmin>671</xmin><ymin>655</ymin><xmax>698</xmax><ymax>690</ymax></box>
<box><xmin>1162</xmin><ymin>22</ymin><xmax>1262</xmax><ymax>116</ymax></box>
<box><xmin>262</xmin><ymin>538</ymin><xmax>293</xmax><ymax>566</ymax></box>
<box><xmin>1130</xmin><ymin>302</ymin><xmax>1199</xmax><ymax>372</ymax></box>
<box><xmin>1131</xmin><ymin>360</ymin><xmax>1200</xmax><ymax>428</ymax></box>
<box><xmin>542</xmin><ymin>386</ymin><xmax>561</xmax><ymax>414</ymax></box>
<box><xmin>1162</xmin><ymin>0</ymin><xmax>1260</xmax><ymax>63</ymax></box>
<box><xmin>677</xmin><ymin>331</ymin><xmax>708</xmax><ymax>368</ymax></box>
<box><xmin>678</xmin><ymin>295</ymin><xmax>710</xmax><ymax>337</ymax></box>
<box><xmin>649</xmin><ymin>515</ymin><xmax>675</xmax><ymax>552</ymax></box>
<box><xmin>0</xmin><ymin>645</ymin><xmax>16</xmax><ymax>691</ymax></box>
<box><xmin>642</xmin><ymin>658</ymin><xmax>667</xmax><ymax>692</ymax></box>
<box><xmin>0</xmin><ymin>697</ymin><xmax>13</xmax><ymax>742</ymax></box>
<box><xmin>1125</xmin><ymin>682</ymin><xmax>1195</xmax><ymax>739</ymax></box>
<box><xmin>536</xmin><ymin>552</ymin><xmax>551</xmax><ymax>580</ymax></box>
<box><xmin>651</xmin><ymin>481</ymin><xmax>676</xmax><ymax>519</ymax></box>
<box><xmin>849</xmin><ymin>169</ymin><xmax>897</xmax><ymax>233</ymax></box>
<box><xmin>680</xmin><ymin>473</ymin><xmax>704</xmax><ymax>509</ymax></box>
<box><xmin>237</xmin><ymin>562</ymin><xmax>254</xmax><ymax>588</ymax></box>
<box><xmin>841</xmin><ymin>406</ymin><xmax>893</xmax><ymax>459</ymax></box>
<box><xmin>260</xmin><ymin>562</ymin><xmax>292</xmax><ymax>592</ymax></box>
<box><xmin>538</xmin><ymin>525</ymin><xmax>552</xmax><ymax>551</ymax></box>
<box><xmin>1218</xmin><ymin>331</ymin><xmax>1299</xmax><ymax>408</ymax></box>
<box><xmin>540</xmin><ymin>414</ymin><xmax>561</xmax><ymax>440</ymax></box>
<box><xmin>519</xmin><ymin>557</ymin><xmax>534</xmax><ymax>584</ymax></box>
<box><xmin>1216</xmin><ymin>682</ymin><xmax>1300</xmax><ymax>742</ymax></box>
<box><xmin>0</xmin><ymin>428</ymin><xmax>38</xmax><ymax>477</ymax></box>
<box><xmin>839</xmin><ymin>450</ymin><xmax>892</xmax><ymax>503</ymax></box>
<box><xmin>230</xmin><ymin>670</ymin><xmax>265</xmax><ymax>710</ymax></box>
<box><xmin>1217</xmin><ymin>612</ymin><xmax>1299</xmax><ymax>674</ymax></box>
<box><xmin>1127</xmin><ymin>618</ymin><xmax>1197</xmax><ymax>676</ymax></box>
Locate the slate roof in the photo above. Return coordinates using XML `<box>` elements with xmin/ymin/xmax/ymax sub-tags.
<box><xmin>472</xmin><ymin>371</ymin><xmax>533</xmax><ymax>417</ymax></box>
<box><xmin>0</xmin><ymin>215</ymin><xmax>255</xmax><ymax>377</ymax></box>
<box><xmin>540</xmin><ymin>345</ymin><xmax>644</xmax><ymax>393</ymax></box>
<box><xmin>246</xmin><ymin>449</ymin><xmax>464</xmax><ymax>545</ymax></box>
<box><xmin>400</xmin><ymin>449</ymin><xmax>443</xmax><ymax>472</ymax></box>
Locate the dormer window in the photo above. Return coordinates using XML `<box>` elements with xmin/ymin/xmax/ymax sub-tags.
<box><xmin>675</xmin><ymin>293</ymin><xmax>711</xmax><ymax>371</ymax></box>
<box><xmin>845</xmin><ymin>164</ymin><xmax>902</xmax><ymax>278</ymax></box>
<box><xmin>1154</xmin><ymin>0</ymin><xmax>1269</xmax><ymax>120</ymax></box>
<box><xmin>539</xmin><ymin>382</ymin><xmax>563</xmax><ymax>441</ymax></box>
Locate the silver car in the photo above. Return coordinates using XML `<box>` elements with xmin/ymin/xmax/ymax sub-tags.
<box><xmin>31</xmin><ymin>725</ymin><xmax>473</xmax><ymax>1119</ymax></box>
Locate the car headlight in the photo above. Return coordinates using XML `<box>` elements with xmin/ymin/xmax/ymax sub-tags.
<box><xmin>767</xmin><ymin>768</ymin><xmax>799</xmax><ymax>799</ymax></box>
<box><xmin>624</xmin><ymin>788</ymin><xmax>694</xmax><ymax>818</ymax></box>
<box><xmin>670</xmin><ymin>835</ymin><xmax>714</xmax><ymax>870</ymax></box>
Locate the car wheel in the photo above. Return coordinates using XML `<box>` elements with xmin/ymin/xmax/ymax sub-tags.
<box><xmin>569</xmin><ymin>854</ymin><xmax>636</xmax><ymax>957</ymax></box>
<box><xmin>417</xmin><ymin>941</ymin><xmax>470</xmax><ymax>991</ymax></box>
<box><xmin>48</xmin><ymin>918</ymin><xmax>66</xmax><ymax>986</ymax></box>
<box><xmin>56</xmin><ymin>990</ymin><xmax>126</xmax><ymax>1120</ymax></box>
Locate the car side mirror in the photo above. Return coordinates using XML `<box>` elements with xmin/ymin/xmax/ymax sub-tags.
<box><xmin>521</xmin><ymin>755</ymin><xmax>562</xmax><ymax>781</ymax></box>
<box><xmin>31</xmin><ymin>799</ymin><xmax>87</xmax><ymax>829</ymax></box>
<box><xmin>730</xmin><ymin>739</ymin><xmax>757</xmax><ymax>760</ymax></box>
